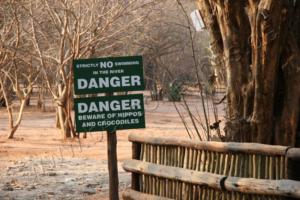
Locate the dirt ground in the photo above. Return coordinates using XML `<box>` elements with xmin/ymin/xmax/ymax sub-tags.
<box><xmin>0</xmin><ymin>96</ymin><xmax>224</xmax><ymax>200</ymax></box>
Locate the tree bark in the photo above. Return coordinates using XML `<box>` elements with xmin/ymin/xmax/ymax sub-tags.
<box><xmin>56</xmin><ymin>84</ymin><xmax>71</xmax><ymax>139</ymax></box>
<box><xmin>7</xmin><ymin>99</ymin><xmax>26</xmax><ymax>139</ymax></box>
<box><xmin>274</xmin><ymin>33</ymin><xmax>300</xmax><ymax>146</ymax></box>
<box><xmin>0</xmin><ymin>78</ymin><xmax>32</xmax><ymax>139</ymax></box>
<box><xmin>197</xmin><ymin>0</ymin><xmax>300</xmax><ymax>146</ymax></box>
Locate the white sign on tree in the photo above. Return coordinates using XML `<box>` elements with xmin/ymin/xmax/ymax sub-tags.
<box><xmin>190</xmin><ymin>10</ymin><xmax>205</xmax><ymax>32</ymax></box>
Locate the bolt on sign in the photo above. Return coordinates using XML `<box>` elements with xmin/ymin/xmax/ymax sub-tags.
<box><xmin>73</xmin><ymin>56</ymin><xmax>144</xmax><ymax>95</ymax></box>
<box><xmin>74</xmin><ymin>94</ymin><xmax>145</xmax><ymax>132</ymax></box>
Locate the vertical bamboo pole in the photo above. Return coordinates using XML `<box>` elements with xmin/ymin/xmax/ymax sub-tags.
<box><xmin>201</xmin><ymin>187</ymin><xmax>207</xmax><ymax>200</ymax></box>
<box><xmin>244</xmin><ymin>155</ymin><xmax>249</xmax><ymax>178</ymax></box>
<box><xmin>210</xmin><ymin>152</ymin><xmax>216</xmax><ymax>173</ymax></box>
<box><xmin>280</xmin><ymin>156</ymin><xmax>285</xmax><ymax>179</ymax></box>
<box><xmin>153</xmin><ymin>145</ymin><xmax>157</xmax><ymax>163</ymax></box>
<box><xmin>192</xmin><ymin>185</ymin><xmax>196</xmax><ymax>200</ymax></box>
<box><xmin>166</xmin><ymin>147</ymin><xmax>169</xmax><ymax>166</ymax></box>
<box><xmin>172</xmin><ymin>180</ymin><xmax>175</xmax><ymax>199</ymax></box>
<box><xmin>175</xmin><ymin>147</ymin><xmax>179</xmax><ymax>167</ymax></box>
<box><xmin>176</xmin><ymin>181</ymin><xmax>180</xmax><ymax>200</ymax></box>
<box><xmin>229</xmin><ymin>154</ymin><xmax>235</xmax><ymax>176</ymax></box>
<box><xmin>269</xmin><ymin>156</ymin><xmax>274</xmax><ymax>179</ymax></box>
<box><xmin>227</xmin><ymin>154</ymin><xmax>235</xmax><ymax>200</ymax></box>
<box><xmin>275</xmin><ymin>156</ymin><xmax>280</xmax><ymax>180</ymax></box>
<box><xmin>206</xmin><ymin>151</ymin><xmax>211</xmax><ymax>172</ymax></box>
<box><xmin>186</xmin><ymin>148</ymin><xmax>190</xmax><ymax>169</ymax></box>
<box><xmin>140</xmin><ymin>144</ymin><xmax>145</xmax><ymax>193</ymax></box>
<box><xmin>197</xmin><ymin>150</ymin><xmax>202</xmax><ymax>171</ymax></box>
<box><xmin>190</xmin><ymin>149</ymin><xmax>195</xmax><ymax>170</ymax></box>
<box><xmin>210</xmin><ymin>152</ymin><xmax>216</xmax><ymax>200</ymax></box>
<box><xmin>158</xmin><ymin>146</ymin><xmax>162</xmax><ymax>196</ymax></box>
<box><xmin>181</xmin><ymin>147</ymin><xmax>186</xmax><ymax>167</ymax></box>
<box><xmin>215</xmin><ymin>153</ymin><xmax>221</xmax><ymax>174</ymax></box>
<box><xmin>234</xmin><ymin>154</ymin><xmax>241</xmax><ymax>200</ymax></box>
<box><xmin>159</xmin><ymin>178</ymin><xmax>163</xmax><ymax>197</ymax></box>
<box><xmin>257</xmin><ymin>155</ymin><xmax>262</xmax><ymax>179</ymax></box>
<box><xmin>179</xmin><ymin>181</ymin><xmax>183</xmax><ymax>200</ymax></box>
<box><xmin>253</xmin><ymin>154</ymin><xmax>258</xmax><ymax>200</ymax></box>
<box><xmin>172</xmin><ymin>147</ymin><xmax>176</xmax><ymax>166</ymax></box>
<box><xmin>239</xmin><ymin>154</ymin><xmax>244</xmax><ymax>177</ymax></box>
<box><xmin>252</xmin><ymin>154</ymin><xmax>257</xmax><ymax>178</ymax></box>
<box><xmin>147</xmin><ymin>144</ymin><xmax>151</xmax><ymax>162</ymax></box>
<box><xmin>159</xmin><ymin>145</ymin><xmax>162</xmax><ymax>165</ymax></box>
<box><xmin>145</xmin><ymin>175</ymin><xmax>149</xmax><ymax>194</ymax></box>
<box><xmin>171</xmin><ymin>179</ymin><xmax>174</xmax><ymax>198</ymax></box>
<box><xmin>164</xmin><ymin>146</ymin><xmax>167</xmax><ymax>165</ymax></box>
<box><xmin>141</xmin><ymin>144</ymin><xmax>145</xmax><ymax>161</ymax></box>
<box><xmin>265</xmin><ymin>156</ymin><xmax>269</xmax><ymax>179</ymax></box>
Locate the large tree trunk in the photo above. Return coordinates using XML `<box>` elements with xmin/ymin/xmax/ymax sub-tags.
<box><xmin>197</xmin><ymin>0</ymin><xmax>300</xmax><ymax>146</ymax></box>
<box><xmin>56</xmin><ymin>79</ymin><xmax>77</xmax><ymax>140</ymax></box>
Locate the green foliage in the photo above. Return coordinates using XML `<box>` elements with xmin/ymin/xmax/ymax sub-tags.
<box><xmin>167</xmin><ymin>82</ymin><xmax>182</xmax><ymax>102</ymax></box>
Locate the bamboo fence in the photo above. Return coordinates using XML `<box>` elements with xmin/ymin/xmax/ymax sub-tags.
<box><xmin>123</xmin><ymin>133</ymin><xmax>300</xmax><ymax>200</ymax></box>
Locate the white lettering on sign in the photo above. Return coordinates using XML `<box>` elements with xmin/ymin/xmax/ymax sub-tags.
<box><xmin>76</xmin><ymin>61</ymin><xmax>114</xmax><ymax>69</ymax></box>
<box><xmin>77</xmin><ymin>99</ymin><xmax>142</xmax><ymax>114</ymax></box>
<box><xmin>78</xmin><ymin>103</ymin><xmax>88</xmax><ymax>113</ymax></box>
<box><xmin>122</xmin><ymin>100</ymin><xmax>130</xmax><ymax>110</ymax></box>
<box><xmin>78</xmin><ymin>79</ymin><xmax>88</xmax><ymax>89</ymax></box>
<box><xmin>78</xmin><ymin>111</ymin><xmax>143</xmax><ymax>121</ymax></box>
<box><xmin>111</xmin><ymin>100</ymin><xmax>120</xmax><ymax>111</ymax></box>
<box><xmin>89</xmin><ymin>79</ymin><xmax>98</xmax><ymax>89</ymax></box>
<box><xmin>122</xmin><ymin>76</ymin><xmax>130</xmax><ymax>86</ymax></box>
<box><xmin>77</xmin><ymin>76</ymin><xmax>141</xmax><ymax>90</ymax></box>
<box><xmin>114</xmin><ymin>61</ymin><xmax>139</xmax><ymax>66</ymax></box>
<box><xmin>99</xmin><ymin>101</ymin><xmax>109</xmax><ymax>111</ymax></box>
<box><xmin>100</xmin><ymin>61</ymin><xmax>113</xmax><ymax>68</ymax></box>
<box><xmin>131</xmin><ymin>76</ymin><xmax>141</xmax><ymax>86</ymax></box>
<box><xmin>89</xmin><ymin>103</ymin><xmax>98</xmax><ymax>113</ymax></box>
<box><xmin>76</xmin><ymin>63</ymin><xmax>98</xmax><ymax>68</ymax></box>
<box><xmin>111</xmin><ymin>77</ymin><xmax>120</xmax><ymax>87</ymax></box>
<box><xmin>99</xmin><ymin>78</ymin><xmax>109</xmax><ymax>88</ymax></box>
<box><xmin>96</xmin><ymin>118</ymin><xmax>139</xmax><ymax>126</ymax></box>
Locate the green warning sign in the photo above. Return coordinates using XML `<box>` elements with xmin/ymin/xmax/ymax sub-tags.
<box><xmin>73</xmin><ymin>56</ymin><xmax>144</xmax><ymax>95</ymax></box>
<box><xmin>74</xmin><ymin>94</ymin><xmax>145</xmax><ymax>132</ymax></box>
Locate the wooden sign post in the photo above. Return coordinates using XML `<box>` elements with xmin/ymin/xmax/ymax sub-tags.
<box><xmin>73</xmin><ymin>56</ymin><xmax>145</xmax><ymax>200</ymax></box>
<box><xmin>106</xmin><ymin>92</ymin><xmax>119</xmax><ymax>200</ymax></box>
<box><xmin>107</xmin><ymin>130</ymin><xmax>119</xmax><ymax>199</ymax></box>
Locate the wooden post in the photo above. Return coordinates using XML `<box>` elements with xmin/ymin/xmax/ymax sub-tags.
<box><xmin>286</xmin><ymin>148</ymin><xmax>300</xmax><ymax>180</ymax></box>
<box><xmin>132</xmin><ymin>142</ymin><xmax>141</xmax><ymax>191</ymax></box>
<box><xmin>106</xmin><ymin>92</ymin><xmax>119</xmax><ymax>200</ymax></box>
<box><xmin>286</xmin><ymin>148</ymin><xmax>300</xmax><ymax>200</ymax></box>
<box><xmin>107</xmin><ymin>130</ymin><xmax>119</xmax><ymax>200</ymax></box>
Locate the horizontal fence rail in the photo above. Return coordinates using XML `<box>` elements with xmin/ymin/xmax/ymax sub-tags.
<box><xmin>123</xmin><ymin>160</ymin><xmax>300</xmax><ymax>199</ymax></box>
<box><xmin>129</xmin><ymin>134</ymin><xmax>290</xmax><ymax>156</ymax></box>
<box><xmin>123</xmin><ymin>189</ymin><xmax>173</xmax><ymax>200</ymax></box>
<box><xmin>124</xmin><ymin>160</ymin><xmax>224</xmax><ymax>190</ymax></box>
<box><xmin>126</xmin><ymin>133</ymin><xmax>300</xmax><ymax>200</ymax></box>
